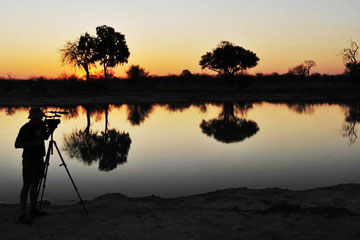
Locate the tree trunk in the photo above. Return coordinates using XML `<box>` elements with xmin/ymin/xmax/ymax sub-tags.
<box><xmin>85</xmin><ymin>106</ymin><xmax>91</xmax><ymax>134</ymax></box>
<box><xmin>105</xmin><ymin>106</ymin><xmax>108</xmax><ymax>135</ymax></box>
<box><xmin>83</xmin><ymin>64</ymin><xmax>90</xmax><ymax>82</ymax></box>
<box><xmin>103</xmin><ymin>63</ymin><xmax>108</xmax><ymax>94</ymax></box>
<box><xmin>103</xmin><ymin>63</ymin><xmax>108</xmax><ymax>81</ymax></box>
<box><xmin>85</xmin><ymin>68</ymin><xmax>90</xmax><ymax>82</ymax></box>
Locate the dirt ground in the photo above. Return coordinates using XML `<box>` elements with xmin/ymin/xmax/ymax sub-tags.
<box><xmin>1</xmin><ymin>184</ymin><xmax>360</xmax><ymax>240</ymax></box>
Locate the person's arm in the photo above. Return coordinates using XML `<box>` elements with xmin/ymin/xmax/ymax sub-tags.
<box><xmin>14</xmin><ymin>127</ymin><xmax>43</xmax><ymax>148</ymax></box>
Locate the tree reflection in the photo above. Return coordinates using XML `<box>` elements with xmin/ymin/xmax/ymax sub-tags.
<box><xmin>166</xmin><ymin>103</ymin><xmax>192</xmax><ymax>112</ymax></box>
<box><xmin>97</xmin><ymin>129</ymin><xmax>131</xmax><ymax>171</ymax></box>
<box><xmin>342</xmin><ymin>104</ymin><xmax>360</xmax><ymax>144</ymax></box>
<box><xmin>63</xmin><ymin>104</ymin><xmax>132</xmax><ymax>171</ymax></box>
<box><xmin>286</xmin><ymin>103</ymin><xmax>315</xmax><ymax>115</ymax></box>
<box><xmin>63</xmin><ymin>129</ymin><xmax>99</xmax><ymax>165</ymax></box>
<box><xmin>200</xmin><ymin>103</ymin><xmax>259</xmax><ymax>144</ymax></box>
<box><xmin>127</xmin><ymin>104</ymin><xmax>153</xmax><ymax>126</ymax></box>
<box><xmin>0</xmin><ymin>106</ymin><xmax>26</xmax><ymax>116</ymax></box>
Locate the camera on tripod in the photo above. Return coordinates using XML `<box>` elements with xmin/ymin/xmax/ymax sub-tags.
<box><xmin>44</xmin><ymin>111</ymin><xmax>68</xmax><ymax>131</ymax></box>
<box><xmin>37</xmin><ymin>109</ymin><xmax>88</xmax><ymax>214</ymax></box>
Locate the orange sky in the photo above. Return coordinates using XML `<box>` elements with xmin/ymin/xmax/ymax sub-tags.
<box><xmin>0</xmin><ymin>0</ymin><xmax>359</xmax><ymax>78</ymax></box>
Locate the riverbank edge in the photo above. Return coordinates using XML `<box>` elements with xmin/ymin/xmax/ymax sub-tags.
<box><xmin>1</xmin><ymin>92</ymin><xmax>360</xmax><ymax>106</ymax></box>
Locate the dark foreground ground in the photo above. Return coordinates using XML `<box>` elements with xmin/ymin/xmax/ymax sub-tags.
<box><xmin>1</xmin><ymin>184</ymin><xmax>360</xmax><ymax>240</ymax></box>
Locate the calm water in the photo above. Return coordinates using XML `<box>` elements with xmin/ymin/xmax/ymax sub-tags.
<box><xmin>1</xmin><ymin>102</ymin><xmax>360</xmax><ymax>204</ymax></box>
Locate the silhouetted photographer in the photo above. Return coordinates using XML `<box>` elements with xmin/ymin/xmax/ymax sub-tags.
<box><xmin>15</xmin><ymin>107</ymin><xmax>56</xmax><ymax>224</ymax></box>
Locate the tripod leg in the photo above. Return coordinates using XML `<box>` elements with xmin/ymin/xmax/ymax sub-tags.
<box><xmin>37</xmin><ymin>140</ymin><xmax>53</xmax><ymax>209</ymax></box>
<box><xmin>53</xmin><ymin>141</ymin><xmax>88</xmax><ymax>215</ymax></box>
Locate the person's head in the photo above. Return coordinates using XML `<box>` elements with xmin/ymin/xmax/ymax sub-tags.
<box><xmin>28</xmin><ymin>107</ymin><xmax>45</xmax><ymax>120</ymax></box>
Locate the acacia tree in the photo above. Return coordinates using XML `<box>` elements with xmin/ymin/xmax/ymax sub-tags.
<box><xmin>94</xmin><ymin>25</ymin><xmax>130</xmax><ymax>82</ymax></box>
<box><xmin>304</xmin><ymin>60</ymin><xmax>316</xmax><ymax>76</ymax></box>
<box><xmin>288</xmin><ymin>64</ymin><xmax>307</xmax><ymax>76</ymax></box>
<box><xmin>289</xmin><ymin>60</ymin><xmax>316</xmax><ymax>77</ymax></box>
<box><xmin>60</xmin><ymin>33</ymin><xmax>96</xmax><ymax>82</ymax></box>
<box><xmin>199</xmin><ymin>41</ymin><xmax>259</xmax><ymax>77</ymax></box>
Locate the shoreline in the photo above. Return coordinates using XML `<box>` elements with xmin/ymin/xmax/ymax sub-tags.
<box><xmin>2</xmin><ymin>184</ymin><xmax>360</xmax><ymax>239</ymax></box>
<box><xmin>0</xmin><ymin>92</ymin><xmax>359</xmax><ymax>107</ymax></box>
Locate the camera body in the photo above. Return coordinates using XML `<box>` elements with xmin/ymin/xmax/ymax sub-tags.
<box><xmin>44</xmin><ymin>118</ymin><xmax>61</xmax><ymax>130</ymax></box>
<box><xmin>44</xmin><ymin>111</ymin><xmax>68</xmax><ymax>131</ymax></box>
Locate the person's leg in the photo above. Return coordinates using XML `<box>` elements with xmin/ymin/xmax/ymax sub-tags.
<box><xmin>20</xmin><ymin>181</ymin><xmax>31</xmax><ymax>216</ymax></box>
<box><xmin>29</xmin><ymin>179</ymin><xmax>39</xmax><ymax>212</ymax></box>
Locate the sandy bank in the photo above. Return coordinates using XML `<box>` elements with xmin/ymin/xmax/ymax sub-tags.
<box><xmin>1</xmin><ymin>184</ymin><xmax>360</xmax><ymax>239</ymax></box>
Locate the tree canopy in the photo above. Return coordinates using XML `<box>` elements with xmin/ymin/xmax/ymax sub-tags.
<box><xmin>94</xmin><ymin>25</ymin><xmax>130</xmax><ymax>81</ymax></box>
<box><xmin>60</xmin><ymin>26</ymin><xmax>130</xmax><ymax>83</ymax></box>
<box><xmin>199</xmin><ymin>41</ymin><xmax>259</xmax><ymax>76</ymax></box>
<box><xmin>60</xmin><ymin>33</ymin><xmax>96</xmax><ymax>82</ymax></box>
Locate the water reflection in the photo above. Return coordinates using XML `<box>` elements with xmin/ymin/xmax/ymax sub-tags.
<box><xmin>1</xmin><ymin>106</ymin><xmax>26</xmax><ymax>116</ymax></box>
<box><xmin>127</xmin><ymin>104</ymin><xmax>153</xmax><ymax>126</ymax></box>
<box><xmin>342</xmin><ymin>104</ymin><xmax>360</xmax><ymax>144</ymax></box>
<box><xmin>200</xmin><ymin>103</ymin><xmax>259</xmax><ymax>144</ymax></box>
<box><xmin>4</xmin><ymin>101</ymin><xmax>360</xmax><ymax>204</ymax></box>
<box><xmin>63</xmin><ymin>105</ymin><xmax>132</xmax><ymax>171</ymax></box>
<box><xmin>286</xmin><ymin>103</ymin><xmax>315</xmax><ymax>115</ymax></box>
<box><xmin>165</xmin><ymin>103</ymin><xmax>192</xmax><ymax>112</ymax></box>
<box><xmin>3</xmin><ymin>101</ymin><xmax>360</xmax><ymax>147</ymax></box>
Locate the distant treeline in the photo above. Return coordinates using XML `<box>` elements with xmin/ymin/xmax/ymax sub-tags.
<box><xmin>0</xmin><ymin>73</ymin><xmax>359</xmax><ymax>100</ymax></box>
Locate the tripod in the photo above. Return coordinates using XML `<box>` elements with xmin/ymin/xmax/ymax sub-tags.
<box><xmin>37</xmin><ymin>132</ymin><xmax>88</xmax><ymax>214</ymax></box>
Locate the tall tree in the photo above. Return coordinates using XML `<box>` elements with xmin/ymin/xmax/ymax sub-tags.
<box><xmin>94</xmin><ymin>25</ymin><xmax>130</xmax><ymax>82</ymax></box>
<box><xmin>60</xmin><ymin>33</ymin><xmax>96</xmax><ymax>82</ymax></box>
<box><xmin>304</xmin><ymin>60</ymin><xmax>316</xmax><ymax>77</ymax></box>
<box><xmin>200</xmin><ymin>41</ymin><xmax>259</xmax><ymax>77</ymax></box>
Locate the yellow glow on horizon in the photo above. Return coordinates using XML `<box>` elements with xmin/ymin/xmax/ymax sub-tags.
<box><xmin>0</xmin><ymin>1</ymin><xmax>358</xmax><ymax>78</ymax></box>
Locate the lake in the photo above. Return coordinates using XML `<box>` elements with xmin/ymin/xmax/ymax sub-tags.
<box><xmin>1</xmin><ymin>102</ymin><xmax>359</xmax><ymax>204</ymax></box>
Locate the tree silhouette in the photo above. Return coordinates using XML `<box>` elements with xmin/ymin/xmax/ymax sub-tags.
<box><xmin>289</xmin><ymin>60</ymin><xmax>316</xmax><ymax>77</ymax></box>
<box><xmin>180</xmin><ymin>69</ymin><xmax>192</xmax><ymax>77</ymax></box>
<box><xmin>288</xmin><ymin>64</ymin><xmax>307</xmax><ymax>76</ymax></box>
<box><xmin>200</xmin><ymin>103</ymin><xmax>259</xmax><ymax>143</ymax></box>
<box><xmin>63</xmin><ymin>104</ymin><xmax>132</xmax><ymax>171</ymax></box>
<box><xmin>342</xmin><ymin>104</ymin><xmax>360</xmax><ymax>144</ymax></box>
<box><xmin>96</xmin><ymin>129</ymin><xmax>132</xmax><ymax>171</ymax></box>
<box><xmin>127</xmin><ymin>104</ymin><xmax>153</xmax><ymax>126</ymax></box>
<box><xmin>94</xmin><ymin>25</ymin><xmax>130</xmax><ymax>83</ymax></box>
<box><xmin>63</xmin><ymin>129</ymin><xmax>99</xmax><ymax>165</ymax></box>
<box><xmin>200</xmin><ymin>41</ymin><xmax>259</xmax><ymax>77</ymax></box>
<box><xmin>60</xmin><ymin>33</ymin><xmax>96</xmax><ymax>82</ymax></box>
<box><xmin>126</xmin><ymin>65</ymin><xmax>149</xmax><ymax>80</ymax></box>
<box><xmin>341</xmin><ymin>40</ymin><xmax>360</xmax><ymax>76</ymax></box>
<box><xmin>304</xmin><ymin>60</ymin><xmax>316</xmax><ymax>76</ymax></box>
